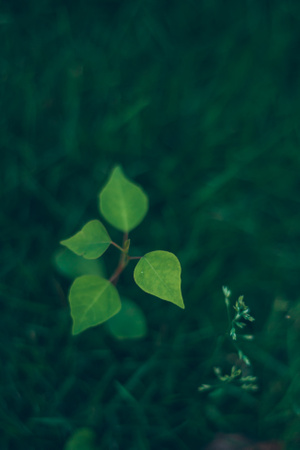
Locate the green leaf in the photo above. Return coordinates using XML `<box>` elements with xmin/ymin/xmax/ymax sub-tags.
<box><xmin>60</xmin><ymin>220</ymin><xmax>111</xmax><ymax>259</ymax></box>
<box><xmin>64</xmin><ymin>428</ymin><xmax>97</xmax><ymax>450</ymax></box>
<box><xmin>99</xmin><ymin>166</ymin><xmax>148</xmax><ymax>232</ymax></box>
<box><xmin>134</xmin><ymin>251</ymin><xmax>185</xmax><ymax>309</ymax></box>
<box><xmin>69</xmin><ymin>275</ymin><xmax>121</xmax><ymax>335</ymax></box>
<box><xmin>54</xmin><ymin>248</ymin><xmax>106</xmax><ymax>279</ymax></box>
<box><xmin>106</xmin><ymin>298</ymin><xmax>147</xmax><ymax>339</ymax></box>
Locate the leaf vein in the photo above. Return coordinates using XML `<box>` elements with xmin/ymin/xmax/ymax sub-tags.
<box><xmin>79</xmin><ymin>282</ymin><xmax>110</xmax><ymax>323</ymax></box>
<box><xmin>144</xmin><ymin>258</ymin><xmax>174</xmax><ymax>296</ymax></box>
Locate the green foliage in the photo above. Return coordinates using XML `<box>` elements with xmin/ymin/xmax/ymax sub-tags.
<box><xmin>223</xmin><ymin>287</ymin><xmax>255</xmax><ymax>366</ymax></box>
<box><xmin>60</xmin><ymin>220</ymin><xmax>111</xmax><ymax>259</ymax></box>
<box><xmin>69</xmin><ymin>275</ymin><xmax>121</xmax><ymax>335</ymax></box>
<box><xmin>99</xmin><ymin>166</ymin><xmax>148</xmax><ymax>232</ymax></box>
<box><xmin>61</xmin><ymin>166</ymin><xmax>184</xmax><ymax>334</ymax></box>
<box><xmin>106</xmin><ymin>298</ymin><xmax>147</xmax><ymax>339</ymax></box>
<box><xmin>54</xmin><ymin>248</ymin><xmax>105</xmax><ymax>278</ymax></box>
<box><xmin>134</xmin><ymin>251</ymin><xmax>184</xmax><ymax>309</ymax></box>
<box><xmin>229</xmin><ymin>292</ymin><xmax>255</xmax><ymax>345</ymax></box>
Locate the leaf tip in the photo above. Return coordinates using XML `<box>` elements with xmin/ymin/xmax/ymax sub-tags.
<box><xmin>71</xmin><ymin>324</ymin><xmax>81</xmax><ymax>336</ymax></box>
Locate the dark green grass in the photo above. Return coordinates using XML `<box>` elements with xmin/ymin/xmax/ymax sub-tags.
<box><xmin>1</xmin><ymin>0</ymin><xmax>300</xmax><ymax>448</ymax></box>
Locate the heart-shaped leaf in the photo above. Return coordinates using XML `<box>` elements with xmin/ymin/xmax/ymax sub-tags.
<box><xmin>99</xmin><ymin>166</ymin><xmax>148</xmax><ymax>232</ymax></box>
<box><xmin>106</xmin><ymin>298</ymin><xmax>147</xmax><ymax>339</ymax></box>
<box><xmin>60</xmin><ymin>220</ymin><xmax>111</xmax><ymax>259</ymax></box>
<box><xmin>134</xmin><ymin>251</ymin><xmax>184</xmax><ymax>309</ymax></box>
<box><xmin>69</xmin><ymin>275</ymin><xmax>121</xmax><ymax>335</ymax></box>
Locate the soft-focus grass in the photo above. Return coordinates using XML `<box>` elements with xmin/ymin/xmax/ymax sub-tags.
<box><xmin>1</xmin><ymin>0</ymin><xmax>300</xmax><ymax>448</ymax></box>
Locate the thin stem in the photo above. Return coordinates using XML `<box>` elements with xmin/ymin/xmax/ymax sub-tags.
<box><xmin>111</xmin><ymin>241</ymin><xmax>125</xmax><ymax>252</ymax></box>
<box><xmin>109</xmin><ymin>260</ymin><xmax>126</xmax><ymax>284</ymax></box>
<box><xmin>225</xmin><ymin>298</ymin><xmax>232</xmax><ymax>334</ymax></box>
<box><xmin>109</xmin><ymin>232</ymin><xmax>130</xmax><ymax>285</ymax></box>
<box><xmin>128</xmin><ymin>256</ymin><xmax>142</xmax><ymax>260</ymax></box>
<box><xmin>109</xmin><ymin>252</ymin><xmax>127</xmax><ymax>285</ymax></box>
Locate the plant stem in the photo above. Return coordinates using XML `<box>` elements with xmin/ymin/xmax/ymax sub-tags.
<box><xmin>109</xmin><ymin>232</ymin><xmax>130</xmax><ymax>285</ymax></box>
<box><xmin>111</xmin><ymin>241</ymin><xmax>125</xmax><ymax>252</ymax></box>
<box><xmin>109</xmin><ymin>259</ymin><xmax>126</xmax><ymax>285</ymax></box>
<box><xmin>225</xmin><ymin>298</ymin><xmax>232</xmax><ymax>334</ymax></box>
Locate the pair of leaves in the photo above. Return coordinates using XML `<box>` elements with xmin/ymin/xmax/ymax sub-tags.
<box><xmin>60</xmin><ymin>166</ymin><xmax>184</xmax><ymax>336</ymax></box>
<box><xmin>60</xmin><ymin>165</ymin><xmax>148</xmax><ymax>258</ymax></box>
<box><xmin>69</xmin><ymin>250</ymin><xmax>184</xmax><ymax>335</ymax></box>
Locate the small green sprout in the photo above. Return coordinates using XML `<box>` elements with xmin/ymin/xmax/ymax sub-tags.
<box><xmin>60</xmin><ymin>166</ymin><xmax>185</xmax><ymax>335</ymax></box>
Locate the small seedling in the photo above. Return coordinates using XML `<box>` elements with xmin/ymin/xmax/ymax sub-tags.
<box><xmin>60</xmin><ymin>166</ymin><xmax>184</xmax><ymax>335</ymax></box>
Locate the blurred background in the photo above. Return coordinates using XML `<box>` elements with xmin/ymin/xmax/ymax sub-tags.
<box><xmin>1</xmin><ymin>0</ymin><xmax>300</xmax><ymax>448</ymax></box>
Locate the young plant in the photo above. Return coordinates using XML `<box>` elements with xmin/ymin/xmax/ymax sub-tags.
<box><xmin>60</xmin><ymin>166</ymin><xmax>184</xmax><ymax>335</ymax></box>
